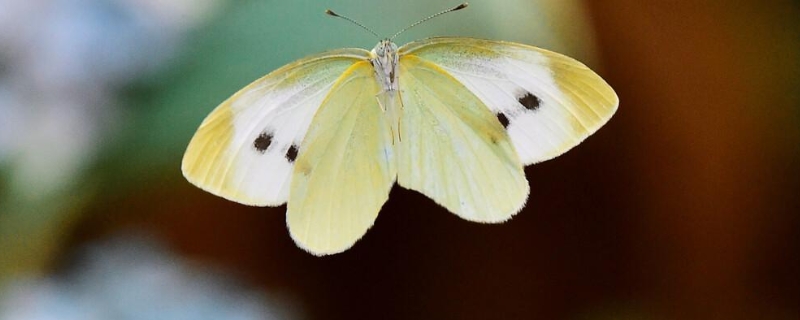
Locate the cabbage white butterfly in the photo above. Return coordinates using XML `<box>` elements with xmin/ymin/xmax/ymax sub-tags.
<box><xmin>182</xmin><ymin>3</ymin><xmax>618</xmax><ymax>255</ymax></box>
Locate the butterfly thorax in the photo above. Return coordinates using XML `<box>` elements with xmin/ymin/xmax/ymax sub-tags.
<box><xmin>370</xmin><ymin>40</ymin><xmax>399</xmax><ymax>92</ymax></box>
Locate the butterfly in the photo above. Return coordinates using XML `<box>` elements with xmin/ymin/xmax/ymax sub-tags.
<box><xmin>181</xmin><ymin>3</ymin><xmax>618</xmax><ymax>255</ymax></box>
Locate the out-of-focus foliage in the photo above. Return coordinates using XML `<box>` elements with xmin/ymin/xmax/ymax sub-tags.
<box><xmin>0</xmin><ymin>234</ymin><xmax>298</xmax><ymax>320</ymax></box>
<box><xmin>0</xmin><ymin>0</ymin><xmax>219</xmax><ymax>285</ymax></box>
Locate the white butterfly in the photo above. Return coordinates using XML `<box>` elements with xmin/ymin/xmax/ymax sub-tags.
<box><xmin>182</xmin><ymin>3</ymin><xmax>618</xmax><ymax>255</ymax></box>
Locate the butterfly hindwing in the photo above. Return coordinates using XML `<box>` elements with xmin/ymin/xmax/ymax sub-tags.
<box><xmin>287</xmin><ymin>61</ymin><xmax>396</xmax><ymax>255</ymax></box>
<box><xmin>400</xmin><ymin>37</ymin><xmax>618</xmax><ymax>165</ymax></box>
<box><xmin>396</xmin><ymin>55</ymin><xmax>529</xmax><ymax>222</ymax></box>
<box><xmin>182</xmin><ymin>49</ymin><xmax>370</xmax><ymax>206</ymax></box>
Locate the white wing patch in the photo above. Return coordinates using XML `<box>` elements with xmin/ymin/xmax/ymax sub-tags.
<box><xmin>182</xmin><ymin>49</ymin><xmax>370</xmax><ymax>206</ymax></box>
<box><xmin>401</xmin><ymin>38</ymin><xmax>618</xmax><ymax>165</ymax></box>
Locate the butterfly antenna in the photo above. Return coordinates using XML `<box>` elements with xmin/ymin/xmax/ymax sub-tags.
<box><xmin>325</xmin><ymin>9</ymin><xmax>380</xmax><ymax>38</ymax></box>
<box><xmin>390</xmin><ymin>2</ymin><xmax>468</xmax><ymax>41</ymax></box>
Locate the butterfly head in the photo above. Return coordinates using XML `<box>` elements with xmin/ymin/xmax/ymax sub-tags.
<box><xmin>373</xmin><ymin>39</ymin><xmax>398</xmax><ymax>58</ymax></box>
<box><xmin>370</xmin><ymin>40</ymin><xmax>400</xmax><ymax>91</ymax></box>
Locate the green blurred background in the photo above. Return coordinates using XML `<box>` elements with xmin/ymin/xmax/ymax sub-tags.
<box><xmin>1</xmin><ymin>0</ymin><xmax>799</xmax><ymax>319</ymax></box>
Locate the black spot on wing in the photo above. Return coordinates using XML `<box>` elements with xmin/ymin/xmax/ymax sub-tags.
<box><xmin>253</xmin><ymin>132</ymin><xmax>272</xmax><ymax>153</ymax></box>
<box><xmin>497</xmin><ymin>113</ymin><xmax>510</xmax><ymax>128</ymax></box>
<box><xmin>286</xmin><ymin>145</ymin><xmax>299</xmax><ymax>162</ymax></box>
<box><xmin>518</xmin><ymin>92</ymin><xmax>541</xmax><ymax>111</ymax></box>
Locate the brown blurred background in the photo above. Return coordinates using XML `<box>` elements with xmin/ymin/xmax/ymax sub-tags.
<box><xmin>1</xmin><ymin>0</ymin><xmax>798</xmax><ymax>319</ymax></box>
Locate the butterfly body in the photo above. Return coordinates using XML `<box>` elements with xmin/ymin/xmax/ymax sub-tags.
<box><xmin>182</xmin><ymin>37</ymin><xmax>618</xmax><ymax>255</ymax></box>
<box><xmin>370</xmin><ymin>40</ymin><xmax>403</xmax><ymax>141</ymax></box>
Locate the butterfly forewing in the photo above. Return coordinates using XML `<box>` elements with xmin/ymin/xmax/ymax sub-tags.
<box><xmin>400</xmin><ymin>38</ymin><xmax>618</xmax><ymax>165</ymax></box>
<box><xmin>287</xmin><ymin>61</ymin><xmax>396</xmax><ymax>255</ymax></box>
<box><xmin>182</xmin><ymin>49</ymin><xmax>371</xmax><ymax>206</ymax></box>
<box><xmin>396</xmin><ymin>55</ymin><xmax>529</xmax><ymax>222</ymax></box>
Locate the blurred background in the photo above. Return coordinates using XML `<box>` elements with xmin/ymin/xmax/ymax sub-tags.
<box><xmin>1</xmin><ymin>0</ymin><xmax>798</xmax><ymax>319</ymax></box>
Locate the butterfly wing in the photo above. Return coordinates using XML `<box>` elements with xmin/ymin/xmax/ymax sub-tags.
<box><xmin>182</xmin><ymin>49</ymin><xmax>370</xmax><ymax>206</ymax></box>
<box><xmin>400</xmin><ymin>37</ymin><xmax>618</xmax><ymax>165</ymax></box>
<box><xmin>396</xmin><ymin>55</ymin><xmax>529</xmax><ymax>222</ymax></box>
<box><xmin>287</xmin><ymin>61</ymin><xmax>396</xmax><ymax>255</ymax></box>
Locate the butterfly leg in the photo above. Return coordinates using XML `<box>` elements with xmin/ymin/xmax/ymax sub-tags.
<box><xmin>374</xmin><ymin>94</ymin><xmax>386</xmax><ymax>112</ymax></box>
<box><xmin>376</xmin><ymin>91</ymin><xmax>402</xmax><ymax>144</ymax></box>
